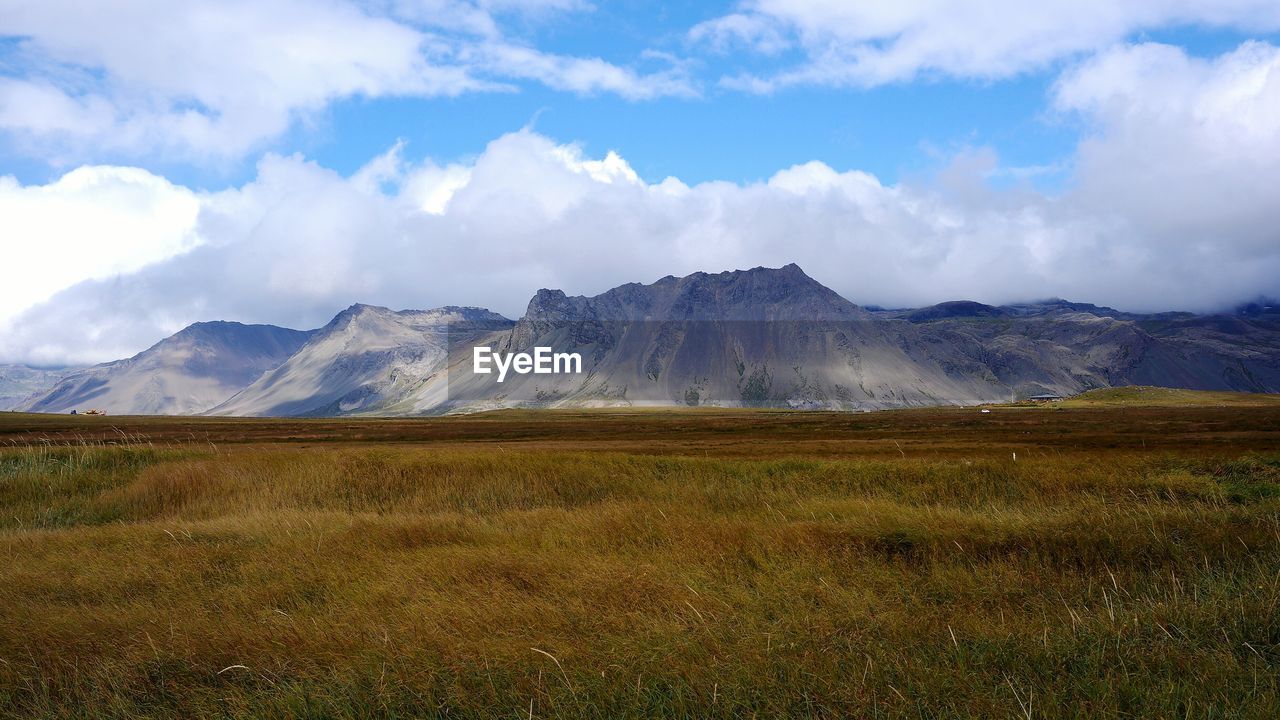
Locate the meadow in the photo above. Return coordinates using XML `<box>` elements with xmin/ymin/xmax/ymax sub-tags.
<box><xmin>1</xmin><ymin>393</ymin><xmax>1278</xmax><ymax>718</ymax></box>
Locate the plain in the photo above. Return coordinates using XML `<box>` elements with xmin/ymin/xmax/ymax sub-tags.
<box><xmin>1</xmin><ymin>390</ymin><xmax>1278</xmax><ymax>718</ymax></box>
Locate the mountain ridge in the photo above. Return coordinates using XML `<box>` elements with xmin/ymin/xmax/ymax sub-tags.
<box><xmin>17</xmin><ymin>322</ymin><xmax>315</xmax><ymax>415</ymax></box>
<box><xmin>209</xmin><ymin>305</ymin><xmax>512</xmax><ymax>417</ymax></box>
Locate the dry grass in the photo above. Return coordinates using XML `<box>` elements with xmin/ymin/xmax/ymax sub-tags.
<box><xmin>0</xmin><ymin>405</ymin><xmax>1278</xmax><ymax>718</ymax></box>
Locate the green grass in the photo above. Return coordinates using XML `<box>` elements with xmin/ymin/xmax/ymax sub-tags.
<box><xmin>0</xmin><ymin>408</ymin><xmax>1278</xmax><ymax>718</ymax></box>
<box><xmin>1061</xmin><ymin>386</ymin><xmax>1280</xmax><ymax>408</ymax></box>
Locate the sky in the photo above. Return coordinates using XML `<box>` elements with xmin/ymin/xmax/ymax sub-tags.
<box><xmin>2</xmin><ymin>1</ymin><xmax>1280</xmax><ymax>366</ymax></box>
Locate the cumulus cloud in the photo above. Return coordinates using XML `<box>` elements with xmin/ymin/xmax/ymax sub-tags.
<box><xmin>692</xmin><ymin>0</ymin><xmax>1280</xmax><ymax>90</ymax></box>
<box><xmin>3</xmin><ymin>39</ymin><xmax>1279</xmax><ymax>366</ymax></box>
<box><xmin>1055</xmin><ymin>41</ymin><xmax>1280</xmax><ymax>258</ymax></box>
<box><xmin>0</xmin><ymin>0</ymin><xmax>693</xmax><ymax>162</ymax></box>
<box><xmin>0</xmin><ymin>167</ymin><xmax>199</xmax><ymax>328</ymax></box>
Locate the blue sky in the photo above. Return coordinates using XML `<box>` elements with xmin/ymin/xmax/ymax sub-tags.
<box><xmin>306</xmin><ymin>26</ymin><xmax>1276</xmax><ymax>192</ymax></box>
<box><xmin>0</xmin><ymin>4</ymin><xmax>1270</xmax><ymax>190</ymax></box>
<box><xmin>2</xmin><ymin>1</ymin><xmax>1280</xmax><ymax>363</ymax></box>
<box><xmin>311</xmin><ymin>71</ymin><xmax>1074</xmax><ymax>189</ymax></box>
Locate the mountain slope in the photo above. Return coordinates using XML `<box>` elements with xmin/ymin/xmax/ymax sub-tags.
<box><xmin>209</xmin><ymin>305</ymin><xmax>512</xmax><ymax>417</ymax></box>
<box><xmin>18</xmin><ymin>322</ymin><xmax>314</xmax><ymax>415</ymax></box>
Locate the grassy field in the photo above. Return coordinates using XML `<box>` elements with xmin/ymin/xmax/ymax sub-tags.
<box><xmin>1</xmin><ymin>402</ymin><xmax>1278</xmax><ymax>718</ymax></box>
<box><xmin>1060</xmin><ymin>386</ymin><xmax>1280</xmax><ymax>408</ymax></box>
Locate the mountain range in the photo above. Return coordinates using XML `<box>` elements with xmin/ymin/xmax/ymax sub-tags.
<box><xmin>9</xmin><ymin>264</ymin><xmax>1280</xmax><ymax>415</ymax></box>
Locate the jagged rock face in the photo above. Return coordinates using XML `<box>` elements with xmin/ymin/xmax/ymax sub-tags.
<box><xmin>18</xmin><ymin>323</ymin><xmax>314</xmax><ymax>415</ymax></box>
<box><xmin>209</xmin><ymin>305</ymin><xmax>512</xmax><ymax>417</ymax></box>
<box><xmin>507</xmin><ymin>264</ymin><xmax>862</xmax><ymax>352</ymax></box>
<box><xmin>526</xmin><ymin>263</ymin><xmax>862</xmax><ymax>322</ymax></box>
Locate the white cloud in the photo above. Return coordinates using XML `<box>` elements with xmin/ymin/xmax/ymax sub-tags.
<box><xmin>386</xmin><ymin>0</ymin><xmax>594</xmax><ymax>36</ymax></box>
<box><xmin>0</xmin><ymin>166</ymin><xmax>199</xmax><ymax>328</ymax></box>
<box><xmin>0</xmin><ymin>0</ymin><xmax>472</xmax><ymax>161</ymax></box>
<box><xmin>467</xmin><ymin>43</ymin><xmax>697</xmax><ymax>100</ymax></box>
<box><xmin>692</xmin><ymin>0</ymin><xmax>1280</xmax><ymax>90</ymax></box>
<box><xmin>3</xmin><ymin>40</ymin><xmax>1280</xmax><ymax>365</ymax></box>
<box><xmin>0</xmin><ymin>0</ymin><xmax>692</xmax><ymax>162</ymax></box>
<box><xmin>1055</xmin><ymin>41</ymin><xmax>1280</xmax><ymax>260</ymax></box>
<box><xmin>687</xmin><ymin>13</ymin><xmax>789</xmax><ymax>56</ymax></box>
<box><xmin>403</xmin><ymin>162</ymin><xmax>474</xmax><ymax>214</ymax></box>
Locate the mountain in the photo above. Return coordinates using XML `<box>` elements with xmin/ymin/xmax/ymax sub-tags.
<box><xmin>437</xmin><ymin>266</ymin><xmax>1280</xmax><ymax>412</ymax></box>
<box><xmin>900</xmin><ymin>301</ymin><xmax>1012</xmax><ymax>323</ymax></box>
<box><xmin>12</xmin><ymin>264</ymin><xmax>1280</xmax><ymax>416</ymax></box>
<box><xmin>208</xmin><ymin>305</ymin><xmax>512</xmax><ymax>417</ymax></box>
<box><xmin>441</xmin><ymin>264</ymin><xmax>989</xmax><ymax>411</ymax></box>
<box><xmin>512</xmin><ymin>263</ymin><xmax>863</xmax><ymax>326</ymax></box>
<box><xmin>889</xmin><ymin>302</ymin><xmax>1280</xmax><ymax>397</ymax></box>
<box><xmin>18</xmin><ymin>322</ymin><xmax>314</xmax><ymax>415</ymax></box>
<box><xmin>0</xmin><ymin>365</ymin><xmax>79</xmax><ymax>410</ymax></box>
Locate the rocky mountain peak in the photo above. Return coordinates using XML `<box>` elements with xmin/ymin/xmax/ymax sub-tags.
<box><xmin>520</xmin><ymin>264</ymin><xmax>860</xmax><ymax>323</ymax></box>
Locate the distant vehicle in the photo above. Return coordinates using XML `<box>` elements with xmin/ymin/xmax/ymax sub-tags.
<box><xmin>83</xmin><ymin>409</ymin><xmax>107</xmax><ymax>416</ymax></box>
<box><xmin>980</xmin><ymin>408</ymin><xmax>991</xmax><ymax>413</ymax></box>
